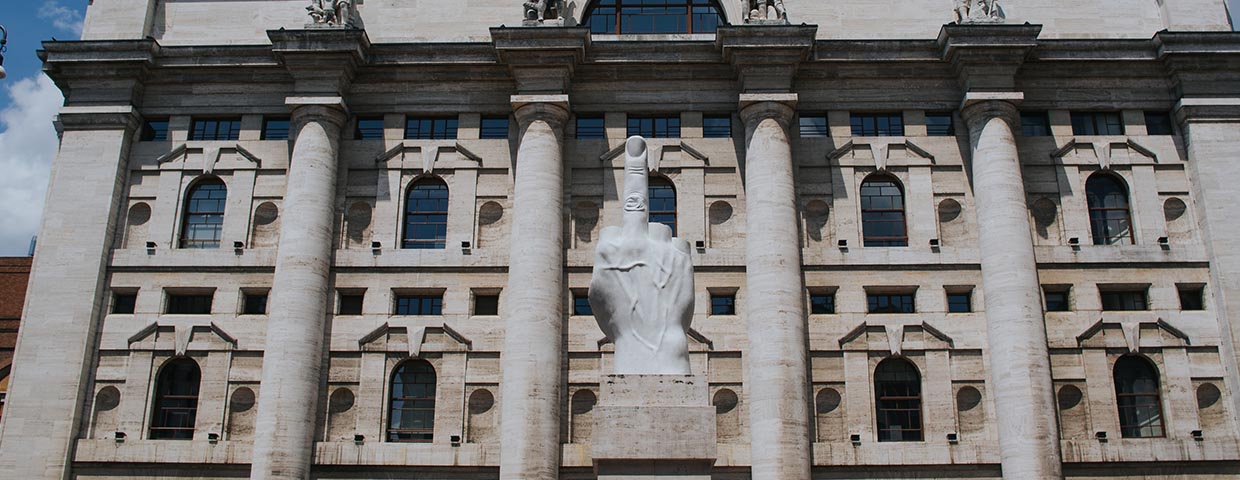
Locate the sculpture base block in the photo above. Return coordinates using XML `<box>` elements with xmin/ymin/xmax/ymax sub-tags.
<box><xmin>592</xmin><ymin>374</ymin><xmax>716</xmax><ymax>479</ymax></box>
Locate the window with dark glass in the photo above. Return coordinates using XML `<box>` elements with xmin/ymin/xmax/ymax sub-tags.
<box><xmin>395</xmin><ymin>294</ymin><xmax>443</xmax><ymax>315</ymax></box>
<box><xmin>583</xmin><ymin>0</ymin><xmax>724</xmax><ymax>34</ymax></box>
<box><xmin>189</xmin><ymin>118</ymin><xmax>241</xmax><ymax>141</ymax></box>
<box><xmin>1071</xmin><ymin>111</ymin><xmax>1125</xmax><ymax>136</ymax></box>
<box><xmin>851</xmin><ymin>113</ymin><xmax>905</xmax><ymax>136</ymax></box>
<box><xmin>112</xmin><ymin>292</ymin><xmax>137</xmax><ymax>314</ymax></box>
<box><xmin>166</xmin><ymin>293</ymin><xmax>213</xmax><ymax>315</ymax></box>
<box><xmin>150</xmin><ymin>358</ymin><xmax>201</xmax><ymax>440</ymax></box>
<box><xmin>810</xmin><ymin>293</ymin><xmax>835</xmax><ymax>314</ymax></box>
<box><xmin>711</xmin><ymin>293</ymin><xmax>736</xmax><ymax>315</ymax></box>
<box><xmin>1177</xmin><ymin>285</ymin><xmax>1204</xmax><ymax>311</ymax></box>
<box><xmin>649</xmin><ymin>177</ymin><xmax>677</xmax><ymax>235</ymax></box>
<box><xmin>1114</xmin><ymin>356</ymin><xmax>1164</xmax><ymax>438</ymax></box>
<box><xmin>354</xmin><ymin>116</ymin><xmax>385</xmax><ymax>140</ymax></box>
<box><xmin>925</xmin><ymin>112</ymin><xmax>955</xmax><ymax>136</ymax></box>
<box><xmin>388</xmin><ymin>360</ymin><xmax>436</xmax><ymax>442</ymax></box>
<box><xmin>402</xmin><ymin>178</ymin><xmax>450</xmax><ymax>249</ymax></box>
<box><xmin>868</xmin><ymin>293</ymin><xmax>915</xmax><ymax>314</ymax></box>
<box><xmin>179</xmin><ymin>178</ymin><xmax>227</xmax><ymax>249</ymax></box>
<box><xmin>1020</xmin><ymin>111</ymin><xmax>1052</xmax><ymax>136</ymax></box>
<box><xmin>576</xmin><ymin>115</ymin><xmax>606</xmax><ymax>139</ymax></box>
<box><xmin>405</xmin><ymin>117</ymin><xmax>459</xmax><ymax>140</ymax></box>
<box><xmin>242</xmin><ymin>291</ymin><xmax>268</xmax><ymax>315</ymax></box>
<box><xmin>860</xmin><ymin>176</ymin><xmax>908</xmax><ymax>247</ymax></box>
<box><xmin>702</xmin><ymin>114</ymin><xmax>732</xmax><ymax>138</ymax></box>
<box><xmin>1144</xmin><ymin>111</ymin><xmax>1174</xmax><ymax>136</ymax></box>
<box><xmin>1100</xmin><ymin>289</ymin><xmax>1148</xmax><ymax>311</ymax></box>
<box><xmin>338</xmin><ymin>292</ymin><xmax>365</xmax><ymax>315</ymax></box>
<box><xmin>1086</xmin><ymin>173</ymin><xmax>1134</xmax><ymax>245</ymax></box>
<box><xmin>875</xmin><ymin>358</ymin><xmax>923</xmax><ymax>442</ymax></box>
<box><xmin>140</xmin><ymin>119</ymin><xmax>169</xmax><ymax>142</ymax></box>
<box><xmin>1044</xmin><ymin>286</ymin><xmax>1070</xmax><ymax>312</ymax></box>
<box><xmin>474</xmin><ymin>293</ymin><xmax>500</xmax><ymax>316</ymax></box>
<box><xmin>261</xmin><ymin>117</ymin><xmax>290</xmax><ymax>140</ymax></box>
<box><xmin>947</xmin><ymin>291</ymin><xmax>972</xmax><ymax>313</ymax></box>
<box><xmin>798</xmin><ymin>114</ymin><xmax>829</xmax><ymax>138</ymax></box>
<box><xmin>573</xmin><ymin>292</ymin><xmax>593</xmax><ymax>316</ymax></box>
<box><xmin>480</xmin><ymin>116</ymin><xmax>510</xmax><ymax>139</ymax></box>
<box><xmin>627</xmin><ymin>115</ymin><xmax>681</xmax><ymax>138</ymax></box>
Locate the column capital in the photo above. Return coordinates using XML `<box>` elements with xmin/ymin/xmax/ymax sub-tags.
<box><xmin>287</xmin><ymin>96</ymin><xmax>349</xmax><ymax>131</ymax></box>
<box><xmin>739</xmin><ymin>93</ymin><xmax>797</xmax><ymax>129</ymax></box>
<box><xmin>268</xmin><ymin>28</ymin><xmax>371</xmax><ymax>96</ymax></box>
<box><xmin>512</xmin><ymin>94</ymin><xmax>571</xmax><ymax>130</ymax></box>
<box><xmin>937</xmin><ymin>24</ymin><xmax>1041</xmax><ymax>91</ymax></box>
<box><xmin>959</xmin><ymin>92</ymin><xmax>1022</xmax><ymax>132</ymax></box>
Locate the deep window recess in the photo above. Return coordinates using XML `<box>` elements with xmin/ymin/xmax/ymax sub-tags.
<box><xmin>261</xmin><ymin>117</ymin><xmax>290</xmax><ymax>140</ymax></box>
<box><xmin>711</xmin><ymin>293</ymin><xmax>736</xmax><ymax>315</ymax></box>
<box><xmin>576</xmin><ymin>115</ymin><xmax>606</xmax><ymax>139</ymax></box>
<box><xmin>1178</xmin><ymin>285</ymin><xmax>1205</xmax><ymax>311</ymax></box>
<box><xmin>405</xmin><ymin>117</ymin><xmax>459</xmax><ymax>140</ymax></box>
<box><xmin>1114</xmin><ymin>356</ymin><xmax>1165</xmax><ymax>438</ymax></box>
<box><xmin>480</xmin><ymin>116</ymin><xmax>510</xmax><ymax>139</ymax></box>
<box><xmin>402</xmin><ymin>178</ymin><xmax>450</xmax><ymax>249</ymax></box>
<box><xmin>1020</xmin><ymin>112</ymin><xmax>1052</xmax><ymax>136</ymax></box>
<box><xmin>851</xmin><ymin>113</ymin><xmax>905</xmax><ymax>136</ymax></box>
<box><xmin>1100</xmin><ymin>289</ymin><xmax>1148</xmax><ymax>311</ymax></box>
<box><xmin>474</xmin><ymin>294</ymin><xmax>500</xmax><ymax>316</ymax></box>
<box><xmin>189</xmin><ymin>118</ymin><xmax>241</xmax><ymax>141</ymax></box>
<box><xmin>627</xmin><ymin>115</ymin><xmax>681</xmax><ymax>138</ymax></box>
<box><xmin>925</xmin><ymin>112</ymin><xmax>955</xmax><ymax>136</ymax></box>
<box><xmin>354</xmin><ymin>116</ymin><xmax>385</xmax><ymax>140</ymax></box>
<box><xmin>875</xmin><ymin>358</ymin><xmax>923</xmax><ymax>442</ymax></box>
<box><xmin>573</xmin><ymin>293</ymin><xmax>593</xmax><ymax>316</ymax></box>
<box><xmin>1086</xmin><ymin>173</ymin><xmax>1135</xmax><ymax>245</ymax></box>
<box><xmin>583</xmin><ymin>0</ymin><xmax>724</xmax><ymax>34</ymax></box>
<box><xmin>338</xmin><ymin>292</ymin><xmax>365</xmax><ymax>315</ymax></box>
<box><xmin>140</xmin><ymin>120</ymin><xmax>169</xmax><ymax>142</ymax></box>
<box><xmin>648</xmin><ymin>177</ymin><xmax>677</xmax><ymax>236</ymax></box>
<box><xmin>112</xmin><ymin>292</ymin><xmax>137</xmax><ymax>314</ymax></box>
<box><xmin>149</xmin><ymin>359</ymin><xmax>201</xmax><ymax>440</ymax></box>
<box><xmin>1044</xmin><ymin>287</ymin><xmax>1070</xmax><ymax>312</ymax></box>
<box><xmin>868</xmin><ymin>293</ymin><xmax>915</xmax><ymax>314</ymax></box>
<box><xmin>810</xmin><ymin>293</ymin><xmax>835</xmax><ymax>314</ymax></box>
<box><xmin>1071</xmin><ymin>111</ymin><xmax>1125</xmax><ymax>136</ymax></box>
<box><xmin>166</xmin><ymin>293</ymin><xmax>213</xmax><ymax>315</ymax></box>
<box><xmin>242</xmin><ymin>292</ymin><xmax>268</xmax><ymax>315</ymax></box>
<box><xmin>798</xmin><ymin>114</ymin><xmax>829</xmax><ymax>138</ymax></box>
<box><xmin>702</xmin><ymin>114</ymin><xmax>732</xmax><ymax>138</ymax></box>
<box><xmin>395</xmin><ymin>294</ymin><xmax>444</xmax><ymax>315</ymax></box>
<box><xmin>1144</xmin><ymin>111</ymin><xmax>1174</xmax><ymax>136</ymax></box>
<box><xmin>947</xmin><ymin>292</ymin><xmax>972</xmax><ymax>313</ymax></box>
<box><xmin>179</xmin><ymin>179</ymin><xmax>227</xmax><ymax>249</ymax></box>
<box><xmin>860</xmin><ymin>176</ymin><xmax>908</xmax><ymax>247</ymax></box>
<box><xmin>388</xmin><ymin>360</ymin><xmax>436</xmax><ymax>442</ymax></box>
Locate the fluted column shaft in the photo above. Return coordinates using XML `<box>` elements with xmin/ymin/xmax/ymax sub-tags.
<box><xmin>250</xmin><ymin>102</ymin><xmax>347</xmax><ymax>480</ymax></box>
<box><xmin>499</xmin><ymin>97</ymin><xmax>570</xmax><ymax>480</ymax></box>
<box><xmin>739</xmin><ymin>96</ymin><xmax>812</xmax><ymax>480</ymax></box>
<box><xmin>962</xmin><ymin>97</ymin><xmax>1063</xmax><ymax>479</ymax></box>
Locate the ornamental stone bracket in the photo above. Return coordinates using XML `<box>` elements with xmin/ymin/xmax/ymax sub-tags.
<box><xmin>599</xmin><ymin>140</ymin><xmax>709</xmax><ymax>172</ymax></box>
<box><xmin>1076</xmin><ymin>316</ymin><xmax>1191</xmax><ymax>352</ymax></box>
<box><xmin>267</xmin><ymin>28</ymin><xmax>371</xmax><ymax>96</ymax></box>
<box><xmin>156</xmin><ymin>143</ymin><xmax>263</xmax><ymax>174</ymax></box>
<box><xmin>39</xmin><ymin>39</ymin><xmax>159</xmax><ymax>106</ymax></box>
<box><xmin>375</xmin><ymin>141</ymin><xmax>483</xmax><ymax>173</ymax></box>
<box><xmin>827</xmin><ymin>138</ymin><xmax>936</xmax><ymax>171</ymax></box>
<box><xmin>127</xmin><ymin>319</ymin><xmax>238</xmax><ymax>355</ymax></box>
<box><xmin>1050</xmin><ymin>138</ymin><xmax>1159</xmax><ymax>169</ymax></box>
<box><xmin>838</xmin><ymin>320</ymin><xmax>955</xmax><ymax>355</ymax></box>
<box><xmin>717</xmin><ymin>25</ymin><xmax>816</xmax><ymax>92</ymax></box>
<box><xmin>937</xmin><ymin>23</ymin><xmax>1041</xmax><ymax>91</ymax></box>
<box><xmin>491</xmin><ymin>27</ymin><xmax>591</xmax><ymax>93</ymax></box>
<box><xmin>358</xmin><ymin>321</ymin><xmax>473</xmax><ymax>358</ymax></box>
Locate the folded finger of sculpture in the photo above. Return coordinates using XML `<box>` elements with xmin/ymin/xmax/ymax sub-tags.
<box><xmin>589</xmin><ymin>136</ymin><xmax>695</xmax><ymax>375</ymax></box>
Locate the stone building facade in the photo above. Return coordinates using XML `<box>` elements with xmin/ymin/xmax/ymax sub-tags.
<box><xmin>1</xmin><ymin>0</ymin><xmax>1240</xmax><ymax>479</ymax></box>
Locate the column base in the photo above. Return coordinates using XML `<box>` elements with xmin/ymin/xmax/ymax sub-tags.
<box><xmin>592</xmin><ymin>375</ymin><xmax>716</xmax><ymax>479</ymax></box>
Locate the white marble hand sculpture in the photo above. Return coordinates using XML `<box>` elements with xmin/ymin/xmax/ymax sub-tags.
<box><xmin>589</xmin><ymin>136</ymin><xmax>695</xmax><ymax>375</ymax></box>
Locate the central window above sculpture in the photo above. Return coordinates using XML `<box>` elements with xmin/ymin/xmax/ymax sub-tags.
<box><xmin>583</xmin><ymin>0</ymin><xmax>725</xmax><ymax>34</ymax></box>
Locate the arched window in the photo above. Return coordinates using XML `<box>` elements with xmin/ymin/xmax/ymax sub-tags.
<box><xmin>180</xmin><ymin>178</ymin><xmax>227</xmax><ymax>248</ymax></box>
<box><xmin>583</xmin><ymin>0</ymin><xmax>725</xmax><ymax>35</ymax></box>
<box><xmin>1114</xmin><ymin>356</ymin><xmax>1164</xmax><ymax>438</ymax></box>
<box><xmin>860</xmin><ymin>176</ymin><xmax>907</xmax><ymax>247</ymax></box>
<box><xmin>150</xmin><ymin>358</ymin><xmax>201</xmax><ymax>440</ymax></box>
<box><xmin>649</xmin><ymin>176</ymin><xmax>677</xmax><ymax>236</ymax></box>
<box><xmin>875</xmin><ymin>358</ymin><xmax>922</xmax><ymax>442</ymax></box>
<box><xmin>388</xmin><ymin>360</ymin><xmax>436</xmax><ymax>442</ymax></box>
<box><xmin>402</xmin><ymin>178</ymin><xmax>449</xmax><ymax>249</ymax></box>
<box><xmin>1086</xmin><ymin>173</ymin><xmax>1134</xmax><ymax>245</ymax></box>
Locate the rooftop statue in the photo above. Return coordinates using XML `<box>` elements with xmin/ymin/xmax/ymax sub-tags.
<box><xmin>744</xmin><ymin>0</ymin><xmax>788</xmax><ymax>24</ymax></box>
<box><xmin>306</xmin><ymin>0</ymin><xmax>353</xmax><ymax>27</ymax></box>
<box><xmin>523</xmin><ymin>0</ymin><xmax>565</xmax><ymax>25</ymax></box>
<box><xmin>954</xmin><ymin>0</ymin><xmax>1004</xmax><ymax>23</ymax></box>
<box><xmin>589</xmin><ymin>137</ymin><xmax>695</xmax><ymax>375</ymax></box>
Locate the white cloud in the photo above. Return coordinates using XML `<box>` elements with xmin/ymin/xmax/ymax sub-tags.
<box><xmin>0</xmin><ymin>74</ymin><xmax>63</xmax><ymax>256</ymax></box>
<box><xmin>39</xmin><ymin>0</ymin><xmax>85</xmax><ymax>36</ymax></box>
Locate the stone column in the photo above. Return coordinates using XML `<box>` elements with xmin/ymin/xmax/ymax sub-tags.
<box><xmin>738</xmin><ymin>94</ymin><xmax>812</xmax><ymax>480</ymax></box>
<box><xmin>498</xmin><ymin>95</ymin><xmax>570</xmax><ymax>480</ymax></box>
<box><xmin>249</xmin><ymin>99</ymin><xmax>347</xmax><ymax>480</ymax></box>
<box><xmin>960</xmin><ymin>93</ymin><xmax>1063</xmax><ymax>479</ymax></box>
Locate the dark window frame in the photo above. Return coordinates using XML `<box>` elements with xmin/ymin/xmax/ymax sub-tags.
<box><xmin>260</xmin><ymin>117</ymin><xmax>290</xmax><ymax>141</ymax></box>
<box><xmin>583</xmin><ymin>0</ymin><xmax>725</xmax><ymax>35</ymax></box>
<box><xmin>924</xmin><ymin>112</ymin><xmax>955</xmax><ymax>137</ymax></box>
<box><xmin>627</xmin><ymin>115</ymin><xmax>681</xmax><ymax>138</ymax></box>
<box><xmin>867</xmin><ymin>293</ymin><xmax>916</xmax><ymax>314</ymax></box>
<box><xmin>648</xmin><ymin>176</ymin><xmax>677</xmax><ymax>236</ymax></box>
<box><xmin>1100</xmin><ymin>288</ymin><xmax>1149</xmax><ymax>311</ymax></box>
<box><xmin>947</xmin><ymin>291</ymin><xmax>972</xmax><ymax>313</ymax></box>
<box><xmin>179</xmin><ymin>178</ymin><xmax>227</xmax><ymax>249</ymax></box>
<box><xmin>241</xmin><ymin>291</ymin><xmax>268</xmax><ymax>315</ymax></box>
<box><xmin>860</xmin><ymin>175</ymin><xmax>909</xmax><ymax>247</ymax></box>
<box><xmin>354</xmin><ymin>116</ymin><xmax>385</xmax><ymax>140</ymax></box>
<box><xmin>1044</xmin><ymin>286</ymin><xmax>1071</xmax><ymax>312</ymax></box>
<box><xmin>112</xmin><ymin>291</ymin><xmax>138</xmax><ymax>314</ymax></box>
<box><xmin>1086</xmin><ymin>173</ymin><xmax>1135</xmax><ymax>245</ymax></box>
<box><xmin>575</xmin><ymin>115</ymin><xmax>606</xmax><ymax>139</ymax></box>
<box><xmin>851</xmin><ymin>112</ymin><xmax>905</xmax><ymax>137</ymax></box>
<box><xmin>394</xmin><ymin>294</ymin><xmax>444</xmax><ymax>316</ymax></box>
<box><xmin>338</xmin><ymin>292</ymin><xmax>365</xmax><ymax>315</ymax></box>
<box><xmin>1114</xmin><ymin>355</ymin><xmax>1165</xmax><ymax>438</ymax></box>
<box><xmin>710</xmin><ymin>292</ymin><xmax>736</xmax><ymax>315</ymax></box>
<box><xmin>473</xmin><ymin>293</ymin><xmax>500</xmax><ymax>316</ymax></box>
<box><xmin>149</xmin><ymin>358</ymin><xmax>201</xmax><ymax>440</ymax></box>
<box><xmin>1178</xmin><ymin>285</ymin><xmax>1205</xmax><ymax>311</ymax></box>
<box><xmin>798</xmin><ymin>114</ymin><xmax>829</xmax><ymax>138</ymax></box>
<box><xmin>404</xmin><ymin>117</ymin><xmax>459</xmax><ymax>140</ymax></box>
<box><xmin>1020</xmin><ymin>111</ymin><xmax>1052</xmax><ymax>137</ymax></box>
<box><xmin>1144</xmin><ymin>111</ymin><xmax>1174</xmax><ymax>136</ymax></box>
<box><xmin>166</xmin><ymin>292</ymin><xmax>213</xmax><ymax>315</ymax></box>
<box><xmin>809</xmin><ymin>292</ymin><xmax>836</xmax><ymax>314</ymax></box>
<box><xmin>387</xmin><ymin>360</ymin><xmax>436</xmax><ymax>443</ymax></box>
<box><xmin>480</xmin><ymin>116</ymin><xmax>510</xmax><ymax>139</ymax></box>
<box><xmin>702</xmin><ymin>114</ymin><xmax>732</xmax><ymax>138</ymax></box>
<box><xmin>140</xmin><ymin>119</ymin><xmax>169</xmax><ymax>142</ymax></box>
<box><xmin>188</xmin><ymin>118</ymin><xmax>242</xmax><ymax>141</ymax></box>
<box><xmin>573</xmin><ymin>292</ymin><xmax>593</xmax><ymax>316</ymax></box>
<box><xmin>1071</xmin><ymin>111</ymin><xmax>1125</xmax><ymax>136</ymax></box>
<box><xmin>875</xmin><ymin>358</ymin><xmax>923</xmax><ymax>442</ymax></box>
<box><xmin>402</xmin><ymin>178</ymin><xmax>450</xmax><ymax>250</ymax></box>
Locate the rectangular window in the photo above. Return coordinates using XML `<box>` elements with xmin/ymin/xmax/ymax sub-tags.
<box><xmin>261</xmin><ymin>117</ymin><xmax>290</xmax><ymax>140</ymax></box>
<box><xmin>798</xmin><ymin>114</ymin><xmax>829</xmax><ymax>138</ymax></box>
<box><xmin>474</xmin><ymin>293</ymin><xmax>500</xmax><ymax>316</ymax></box>
<box><xmin>405</xmin><ymin>117</ymin><xmax>459</xmax><ymax>140</ymax></box>
<box><xmin>354</xmin><ymin>116</ymin><xmax>385</xmax><ymax>140</ymax></box>
<box><xmin>1145</xmin><ymin>111</ymin><xmax>1174</xmax><ymax>136</ymax></box>
<box><xmin>1071</xmin><ymin>111</ymin><xmax>1125</xmax><ymax>136</ymax></box>
<box><xmin>1044</xmin><ymin>286</ymin><xmax>1070</xmax><ymax>312</ymax></box>
<box><xmin>1100</xmin><ymin>289</ymin><xmax>1148</xmax><ymax>311</ymax></box>
<box><xmin>711</xmin><ymin>293</ymin><xmax>736</xmax><ymax>315</ymax></box>
<box><xmin>242</xmin><ymin>291</ymin><xmax>268</xmax><ymax>315</ymax></box>
<box><xmin>575</xmin><ymin>115</ymin><xmax>605</xmax><ymax>139</ymax></box>
<box><xmin>947</xmin><ymin>291</ymin><xmax>972</xmax><ymax>313</ymax></box>
<box><xmin>166</xmin><ymin>293</ymin><xmax>213</xmax><ymax>315</ymax></box>
<box><xmin>189</xmin><ymin>118</ymin><xmax>241</xmax><ymax>141</ymax></box>
<box><xmin>851</xmin><ymin>113</ymin><xmax>905</xmax><ymax>136</ymax></box>
<box><xmin>810</xmin><ymin>293</ymin><xmax>835</xmax><ymax>314</ymax></box>
<box><xmin>925</xmin><ymin>112</ymin><xmax>955</xmax><ymax>136</ymax></box>
<box><xmin>1020</xmin><ymin>111</ymin><xmax>1052</xmax><ymax>136</ymax></box>
<box><xmin>395</xmin><ymin>294</ymin><xmax>443</xmax><ymax>315</ymax></box>
<box><xmin>112</xmin><ymin>292</ymin><xmax>137</xmax><ymax>314</ymax></box>
<box><xmin>867</xmin><ymin>293</ymin><xmax>915</xmax><ymax>314</ymax></box>
<box><xmin>702</xmin><ymin>114</ymin><xmax>732</xmax><ymax>138</ymax></box>
<box><xmin>140</xmin><ymin>120</ymin><xmax>169</xmax><ymax>142</ymax></box>
<box><xmin>338</xmin><ymin>292</ymin><xmax>365</xmax><ymax>315</ymax></box>
<box><xmin>627</xmin><ymin>115</ymin><xmax>681</xmax><ymax>138</ymax></box>
<box><xmin>1178</xmin><ymin>285</ymin><xmax>1205</xmax><ymax>311</ymax></box>
<box><xmin>480</xmin><ymin>116</ymin><xmax>510</xmax><ymax>139</ymax></box>
<box><xmin>573</xmin><ymin>292</ymin><xmax>593</xmax><ymax>316</ymax></box>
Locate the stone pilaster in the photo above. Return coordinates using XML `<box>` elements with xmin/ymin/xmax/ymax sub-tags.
<box><xmin>498</xmin><ymin>95</ymin><xmax>570</xmax><ymax>480</ymax></box>
<box><xmin>738</xmin><ymin>94</ymin><xmax>812</xmax><ymax>480</ymax></box>
<box><xmin>249</xmin><ymin>99</ymin><xmax>348</xmax><ymax>480</ymax></box>
<box><xmin>960</xmin><ymin>93</ymin><xmax>1063</xmax><ymax>480</ymax></box>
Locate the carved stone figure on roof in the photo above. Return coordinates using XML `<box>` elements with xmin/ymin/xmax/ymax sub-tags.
<box><xmin>524</xmin><ymin>0</ymin><xmax>565</xmax><ymax>25</ymax></box>
<box><xmin>954</xmin><ymin>0</ymin><xmax>1003</xmax><ymax>23</ymax></box>
<box><xmin>306</xmin><ymin>0</ymin><xmax>353</xmax><ymax>26</ymax></box>
<box><xmin>744</xmin><ymin>0</ymin><xmax>788</xmax><ymax>24</ymax></box>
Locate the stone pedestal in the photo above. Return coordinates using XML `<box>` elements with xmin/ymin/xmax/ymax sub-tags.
<box><xmin>593</xmin><ymin>375</ymin><xmax>716</xmax><ymax>479</ymax></box>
